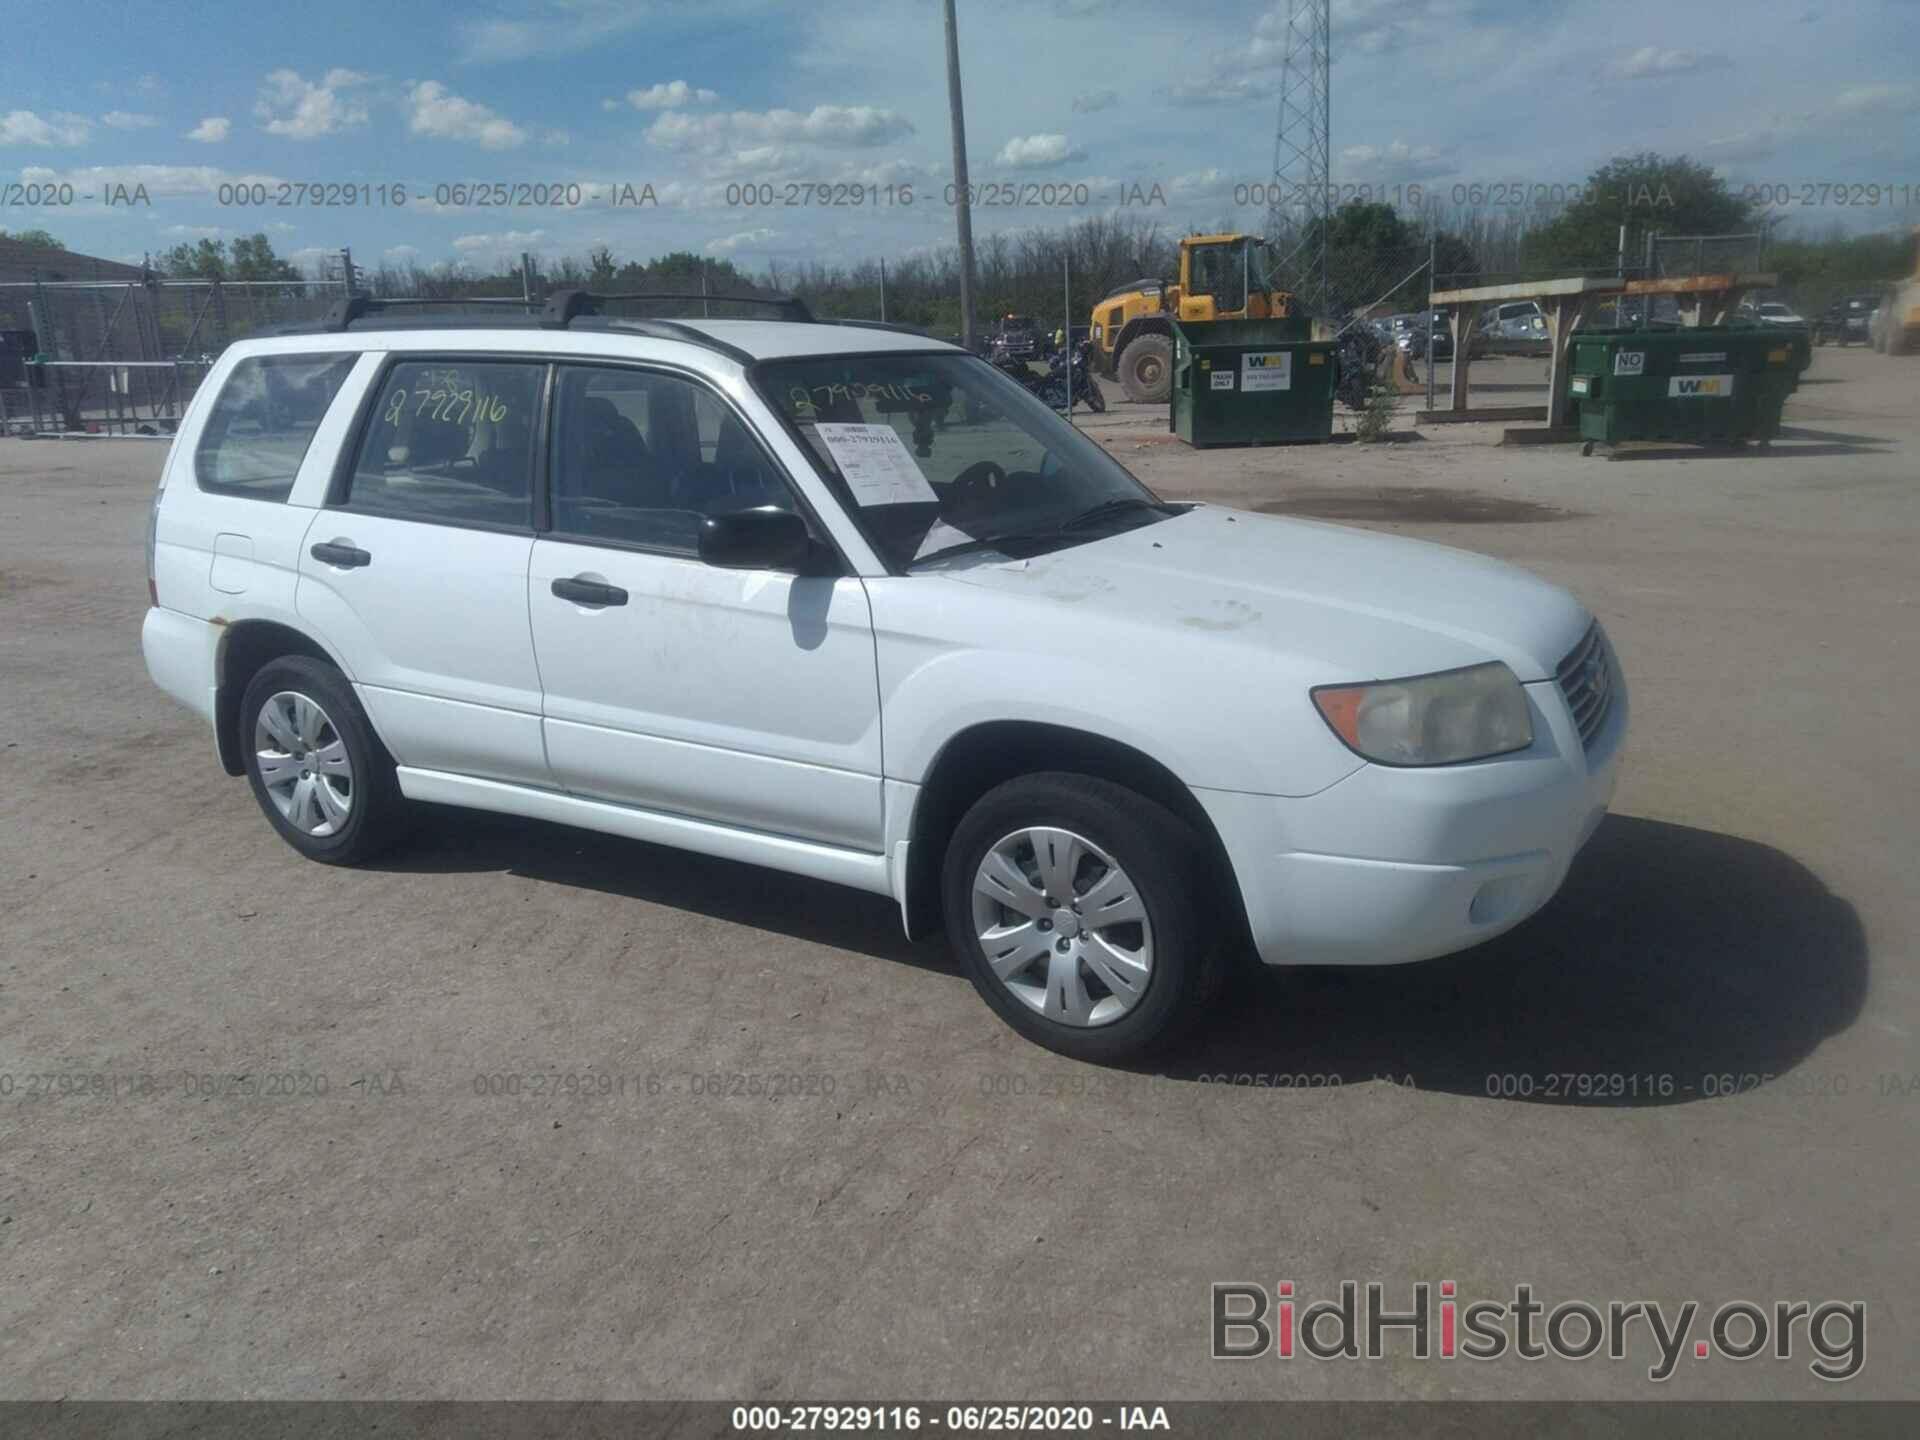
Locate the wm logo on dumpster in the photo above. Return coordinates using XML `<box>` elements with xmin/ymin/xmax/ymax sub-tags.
<box><xmin>1668</xmin><ymin>374</ymin><xmax>1735</xmax><ymax>398</ymax></box>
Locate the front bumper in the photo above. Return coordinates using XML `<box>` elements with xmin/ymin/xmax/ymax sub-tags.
<box><xmin>1199</xmin><ymin>673</ymin><xmax>1626</xmax><ymax>967</ymax></box>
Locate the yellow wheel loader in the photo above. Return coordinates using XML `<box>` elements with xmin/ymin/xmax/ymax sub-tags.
<box><xmin>1088</xmin><ymin>234</ymin><xmax>1298</xmax><ymax>403</ymax></box>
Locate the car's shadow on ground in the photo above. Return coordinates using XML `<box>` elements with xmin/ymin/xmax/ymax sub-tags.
<box><xmin>1161</xmin><ymin>815</ymin><xmax>1868</xmax><ymax>1105</ymax></box>
<box><xmin>382</xmin><ymin>806</ymin><xmax>955</xmax><ymax>975</ymax></box>
<box><xmin>379</xmin><ymin>811</ymin><xmax>1866</xmax><ymax>1106</ymax></box>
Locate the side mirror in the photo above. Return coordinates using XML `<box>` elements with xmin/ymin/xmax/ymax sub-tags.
<box><xmin>698</xmin><ymin>506</ymin><xmax>815</xmax><ymax>572</ymax></box>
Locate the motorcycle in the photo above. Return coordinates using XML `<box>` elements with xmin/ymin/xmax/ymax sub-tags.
<box><xmin>1035</xmin><ymin>340</ymin><xmax>1107</xmax><ymax>414</ymax></box>
<box><xmin>990</xmin><ymin>342</ymin><xmax>1107</xmax><ymax>414</ymax></box>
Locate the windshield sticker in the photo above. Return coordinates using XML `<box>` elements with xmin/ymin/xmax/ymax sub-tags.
<box><xmin>786</xmin><ymin>381</ymin><xmax>934</xmax><ymax>418</ymax></box>
<box><xmin>814</xmin><ymin>423</ymin><xmax>939</xmax><ymax>507</ymax></box>
<box><xmin>1241</xmin><ymin>351</ymin><xmax>1292</xmax><ymax>391</ymax></box>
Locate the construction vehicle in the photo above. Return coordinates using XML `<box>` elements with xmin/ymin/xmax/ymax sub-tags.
<box><xmin>1088</xmin><ymin>234</ymin><xmax>1297</xmax><ymax>403</ymax></box>
<box><xmin>1878</xmin><ymin>225</ymin><xmax>1919</xmax><ymax>355</ymax></box>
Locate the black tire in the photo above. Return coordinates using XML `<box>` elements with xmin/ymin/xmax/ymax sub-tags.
<box><xmin>239</xmin><ymin>656</ymin><xmax>408</xmax><ymax>866</ymax></box>
<box><xmin>941</xmin><ymin>772</ymin><xmax>1222</xmax><ymax>1062</ymax></box>
<box><xmin>1082</xmin><ymin>377</ymin><xmax>1107</xmax><ymax>413</ymax></box>
<box><xmin>1117</xmin><ymin>333</ymin><xmax>1173</xmax><ymax>404</ymax></box>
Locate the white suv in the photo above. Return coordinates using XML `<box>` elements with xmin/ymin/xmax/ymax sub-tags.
<box><xmin>142</xmin><ymin>293</ymin><xmax>1626</xmax><ymax>1060</ymax></box>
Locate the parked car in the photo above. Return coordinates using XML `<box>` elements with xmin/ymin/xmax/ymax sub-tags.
<box><xmin>1814</xmin><ymin>294</ymin><xmax>1877</xmax><ymax>345</ymax></box>
<box><xmin>1398</xmin><ymin>310</ymin><xmax>1454</xmax><ymax>361</ymax></box>
<box><xmin>141</xmin><ymin>301</ymin><xmax>1625</xmax><ymax>1061</ymax></box>
<box><xmin>1478</xmin><ymin>301</ymin><xmax>1549</xmax><ymax>354</ymax></box>
<box><xmin>1749</xmin><ymin>301</ymin><xmax>1806</xmax><ymax>327</ymax></box>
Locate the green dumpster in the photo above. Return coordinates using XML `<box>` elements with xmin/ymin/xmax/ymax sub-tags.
<box><xmin>1170</xmin><ymin>317</ymin><xmax>1335</xmax><ymax>447</ymax></box>
<box><xmin>1566</xmin><ymin>327</ymin><xmax>1797</xmax><ymax>450</ymax></box>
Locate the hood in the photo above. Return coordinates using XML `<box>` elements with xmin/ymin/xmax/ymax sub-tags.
<box><xmin>935</xmin><ymin>505</ymin><xmax>1589</xmax><ymax>683</ymax></box>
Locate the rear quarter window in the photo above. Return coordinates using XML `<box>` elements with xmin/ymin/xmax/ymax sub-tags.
<box><xmin>194</xmin><ymin>353</ymin><xmax>356</xmax><ymax>502</ymax></box>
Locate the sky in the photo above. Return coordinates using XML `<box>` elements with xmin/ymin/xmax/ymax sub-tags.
<box><xmin>4</xmin><ymin>0</ymin><xmax>1917</xmax><ymax>278</ymax></box>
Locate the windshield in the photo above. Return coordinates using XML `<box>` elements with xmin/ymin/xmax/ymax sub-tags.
<box><xmin>757</xmin><ymin>351</ymin><xmax>1169</xmax><ymax>571</ymax></box>
<box><xmin>1000</xmin><ymin>317</ymin><xmax>1036</xmax><ymax>332</ymax></box>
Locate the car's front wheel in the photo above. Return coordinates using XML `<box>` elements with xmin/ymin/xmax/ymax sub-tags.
<box><xmin>942</xmin><ymin>773</ymin><xmax>1222</xmax><ymax>1061</ymax></box>
<box><xmin>239</xmin><ymin>656</ymin><xmax>407</xmax><ymax>866</ymax></box>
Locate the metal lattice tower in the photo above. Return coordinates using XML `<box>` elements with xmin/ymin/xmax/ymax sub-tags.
<box><xmin>1267</xmin><ymin>0</ymin><xmax>1331</xmax><ymax>314</ymax></box>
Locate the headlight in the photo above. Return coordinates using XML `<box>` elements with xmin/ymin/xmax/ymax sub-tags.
<box><xmin>1312</xmin><ymin>662</ymin><xmax>1532</xmax><ymax>766</ymax></box>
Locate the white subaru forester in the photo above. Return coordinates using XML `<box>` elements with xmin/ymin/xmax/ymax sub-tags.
<box><xmin>142</xmin><ymin>294</ymin><xmax>1625</xmax><ymax>1061</ymax></box>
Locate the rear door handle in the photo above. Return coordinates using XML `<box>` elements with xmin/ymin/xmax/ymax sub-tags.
<box><xmin>310</xmin><ymin>541</ymin><xmax>371</xmax><ymax>568</ymax></box>
<box><xmin>551</xmin><ymin>575</ymin><xmax>629</xmax><ymax>607</ymax></box>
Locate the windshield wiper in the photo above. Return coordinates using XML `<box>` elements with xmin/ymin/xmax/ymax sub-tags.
<box><xmin>909</xmin><ymin>532</ymin><xmax>1049</xmax><ymax>568</ymax></box>
<box><xmin>909</xmin><ymin>499</ymin><xmax>1175</xmax><ymax>570</ymax></box>
<box><xmin>1053</xmin><ymin>495</ymin><xmax>1175</xmax><ymax>533</ymax></box>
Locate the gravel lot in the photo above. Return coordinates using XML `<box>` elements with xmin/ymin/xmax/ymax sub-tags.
<box><xmin>1</xmin><ymin>347</ymin><xmax>1914</xmax><ymax>1400</ymax></box>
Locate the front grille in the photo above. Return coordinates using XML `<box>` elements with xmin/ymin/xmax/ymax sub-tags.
<box><xmin>1556</xmin><ymin>623</ymin><xmax>1616</xmax><ymax>749</ymax></box>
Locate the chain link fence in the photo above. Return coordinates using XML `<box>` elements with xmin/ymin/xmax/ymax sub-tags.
<box><xmin>0</xmin><ymin>276</ymin><xmax>349</xmax><ymax>436</ymax></box>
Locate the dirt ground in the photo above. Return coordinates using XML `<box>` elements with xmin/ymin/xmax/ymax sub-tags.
<box><xmin>0</xmin><ymin>346</ymin><xmax>1915</xmax><ymax>1401</ymax></box>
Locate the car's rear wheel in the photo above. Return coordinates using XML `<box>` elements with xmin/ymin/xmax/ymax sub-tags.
<box><xmin>942</xmin><ymin>773</ymin><xmax>1221</xmax><ymax>1061</ymax></box>
<box><xmin>240</xmin><ymin>656</ymin><xmax>406</xmax><ymax>865</ymax></box>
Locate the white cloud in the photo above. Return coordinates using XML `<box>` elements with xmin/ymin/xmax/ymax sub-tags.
<box><xmin>646</xmin><ymin>104</ymin><xmax>914</xmax><ymax>152</ymax></box>
<box><xmin>1071</xmin><ymin>89</ymin><xmax>1118</xmax><ymax>114</ymax></box>
<box><xmin>255</xmin><ymin>68</ymin><xmax>371</xmax><ymax>139</ymax></box>
<box><xmin>19</xmin><ymin>163</ymin><xmax>285</xmax><ymax>198</ymax></box>
<box><xmin>383</xmin><ymin>244</ymin><xmax>421</xmax><ymax>263</ymax></box>
<box><xmin>452</xmin><ymin>229</ymin><xmax>552</xmax><ymax>261</ymax></box>
<box><xmin>1</xmin><ymin>110</ymin><xmax>91</xmax><ymax>147</ymax></box>
<box><xmin>625</xmin><ymin>81</ymin><xmax>719</xmax><ymax>110</ymax></box>
<box><xmin>186</xmin><ymin>116</ymin><xmax>231</xmax><ymax>144</ymax></box>
<box><xmin>1833</xmin><ymin>83</ymin><xmax>1918</xmax><ymax>114</ymax></box>
<box><xmin>287</xmin><ymin>246</ymin><xmax>337</xmax><ymax>275</ymax></box>
<box><xmin>1605</xmin><ymin>47</ymin><xmax>1726</xmax><ymax>81</ymax></box>
<box><xmin>101</xmin><ymin>111</ymin><xmax>158</xmax><ymax>130</ymax></box>
<box><xmin>456</xmin><ymin>0</ymin><xmax>658</xmax><ymax>62</ymax></box>
<box><xmin>994</xmin><ymin>133</ymin><xmax>1084</xmax><ymax>169</ymax></box>
<box><xmin>1339</xmin><ymin>139</ymin><xmax>1453</xmax><ymax>180</ymax></box>
<box><xmin>407</xmin><ymin>81</ymin><xmax>528</xmax><ymax>149</ymax></box>
<box><xmin>706</xmin><ymin>227</ymin><xmax>778</xmax><ymax>253</ymax></box>
<box><xmin>163</xmin><ymin>224</ymin><xmax>225</xmax><ymax>239</ymax></box>
<box><xmin>1163</xmin><ymin>72</ymin><xmax>1283</xmax><ymax>105</ymax></box>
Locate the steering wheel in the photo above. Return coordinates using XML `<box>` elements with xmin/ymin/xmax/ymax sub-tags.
<box><xmin>948</xmin><ymin>460</ymin><xmax>1007</xmax><ymax>506</ymax></box>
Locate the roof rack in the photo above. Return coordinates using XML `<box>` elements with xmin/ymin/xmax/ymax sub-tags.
<box><xmin>541</xmin><ymin>288</ymin><xmax>814</xmax><ymax>327</ymax></box>
<box><xmin>267</xmin><ymin>289</ymin><xmax>939</xmax><ymax>362</ymax></box>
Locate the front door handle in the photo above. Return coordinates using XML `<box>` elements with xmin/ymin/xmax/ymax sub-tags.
<box><xmin>310</xmin><ymin>541</ymin><xmax>371</xmax><ymax>568</ymax></box>
<box><xmin>551</xmin><ymin>575</ymin><xmax>629</xmax><ymax>607</ymax></box>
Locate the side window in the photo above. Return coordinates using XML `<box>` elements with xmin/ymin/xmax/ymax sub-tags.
<box><xmin>194</xmin><ymin>353</ymin><xmax>356</xmax><ymax>502</ymax></box>
<box><xmin>344</xmin><ymin>360</ymin><xmax>542</xmax><ymax>529</ymax></box>
<box><xmin>548</xmin><ymin>365</ymin><xmax>795</xmax><ymax>554</ymax></box>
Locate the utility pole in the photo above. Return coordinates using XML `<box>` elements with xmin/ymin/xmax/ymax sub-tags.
<box><xmin>943</xmin><ymin>0</ymin><xmax>978</xmax><ymax>350</ymax></box>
